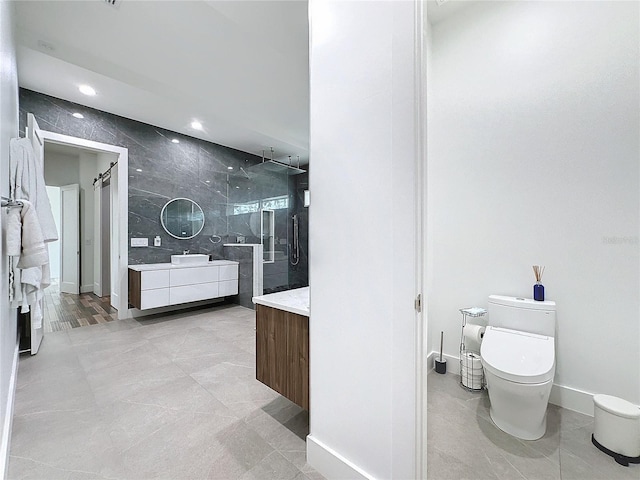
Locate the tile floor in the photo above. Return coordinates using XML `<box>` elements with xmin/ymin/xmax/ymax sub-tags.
<box><xmin>42</xmin><ymin>279</ymin><xmax>117</xmax><ymax>333</ymax></box>
<box><xmin>427</xmin><ymin>370</ymin><xmax>640</xmax><ymax>480</ymax></box>
<box><xmin>9</xmin><ymin>304</ymin><xmax>324</xmax><ymax>480</ymax></box>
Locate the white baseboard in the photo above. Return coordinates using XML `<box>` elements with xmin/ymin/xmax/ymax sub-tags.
<box><xmin>307</xmin><ymin>435</ymin><xmax>373</xmax><ymax>480</ymax></box>
<box><xmin>549</xmin><ymin>384</ymin><xmax>595</xmax><ymax>417</ymax></box>
<box><xmin>0</xmin><ymin>343</ymin><xmax>19</xmax><ymax>478</ymax></box>
<box><xmin>427</xmin><ymin>350</ymin><xmax>596</xmax><ymax>417</ymax></box>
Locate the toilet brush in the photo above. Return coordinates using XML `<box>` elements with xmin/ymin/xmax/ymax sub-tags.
<box><xmin>435</xmin><ymin>331</ymin><xmax>447</xmax><ymax>374</ymax></box>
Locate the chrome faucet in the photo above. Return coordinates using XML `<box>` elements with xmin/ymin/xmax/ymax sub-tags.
<box><xmin>183</xmin><ymin>249</ymin><xmax>190</xmax><ymax>255</ymax></box>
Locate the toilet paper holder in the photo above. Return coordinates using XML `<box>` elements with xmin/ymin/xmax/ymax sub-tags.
<box><xmin>459</xmin><ymin>307</ymin><xmax>487</xmax><ymax>392</ymax></box>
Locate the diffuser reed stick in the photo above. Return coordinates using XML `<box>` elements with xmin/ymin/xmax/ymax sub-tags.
<box><xmin>533</xmin><ymin>265</ymin><xmax>545</xmax><ymax>283</ymax></box>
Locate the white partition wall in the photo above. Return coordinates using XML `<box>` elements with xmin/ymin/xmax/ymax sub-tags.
<box><xmin>307</xmin><ymin>1</ymin><xmax>423</xmax><ymax>478</ymax></box>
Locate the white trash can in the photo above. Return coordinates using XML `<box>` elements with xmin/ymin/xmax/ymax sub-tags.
<box><xmin>592</xmin><ymin>394</ymin><xmax>640</xmax><ymax>466</ymax></box>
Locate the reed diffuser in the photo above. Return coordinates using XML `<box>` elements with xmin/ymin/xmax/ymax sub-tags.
<box><xmin>533</xmin><ymin>265</ymin><xmax>545</xmax><ymax>301</ymax></box>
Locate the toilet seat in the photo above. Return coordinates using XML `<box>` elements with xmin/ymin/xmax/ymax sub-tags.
<box><xmin>481</xmin><ymin>326</ymin><xmax>555</xmax><ymax>384</ymax></box>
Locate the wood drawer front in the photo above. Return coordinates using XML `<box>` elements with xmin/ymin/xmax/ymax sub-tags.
<box><xmin>218</xmin><ymin>279</ymin><xmax>239</xmax><ymax>296</ymax></box>
<box><xmin>170</xmin><ymin>282</ymin><xmax>220</xmax><ymax>305</ymax></box>
<box><xmin>140</xmin><ymin>288</ymin><xmax>170</xmax><ymax>309</ymax></box>
<box><xmin>219</xmin><ymin>265</ymin><xmax>239</xmax><ymax>281</ymax></box>
<box><xmin>141</xmin><ymin>270</ymin><xmax>170</xmax><ymax>290</ymax></box>
<box><xmin>256</xmin><ymin>304</ymin><xmax>309</xmax><ymax>410</ymax></box>
<box><xmin>170</xmin><ymin>266</ymin><xmax>219</xmax><ymax>287</ymax></box>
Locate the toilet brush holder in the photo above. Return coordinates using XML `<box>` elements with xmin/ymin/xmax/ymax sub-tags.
<box><xmin>435</xmin><ymin>331</ymin><xmax>447</xmax><ymax>374</ymax></box>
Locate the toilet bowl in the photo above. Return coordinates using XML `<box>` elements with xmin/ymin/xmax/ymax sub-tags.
<box><xmin>480</xmin><ymin>295</ymin><xmax>557</xmax><ymax>440</ymax></box>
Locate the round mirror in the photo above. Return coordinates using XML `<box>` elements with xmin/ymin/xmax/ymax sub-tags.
<box><xmin>160</xmin><ymin>198</ymin><xmax>205</xmax><ymax>239</ymax></box>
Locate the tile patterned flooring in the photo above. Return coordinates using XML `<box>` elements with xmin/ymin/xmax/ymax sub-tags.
<box><xmin>43</xmin><ymin>280</ymin><xmax>117</xmax><ymax>333</ymax></box>
<box><xmin>427</xmin><ymin>370</ymin><xmax>640</xmax><ymax>480</ymax></box>
<box><xmin>9</xmin><ymin>304</ymin><xmax>324</xmax><ymax>480</ymax></box>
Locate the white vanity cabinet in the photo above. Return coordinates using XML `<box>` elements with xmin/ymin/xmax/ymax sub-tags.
<box><xmin>128</xmin><ymin>261</ymin><xmax>239</xmax><ymax>310</ymax></box>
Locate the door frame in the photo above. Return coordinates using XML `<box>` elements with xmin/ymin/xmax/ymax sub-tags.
<box><xmin>38</xmin><ymin>129</ymin><xmax>129</xmax><ymax>319</ymax></box>
<box><xmin>416</xmin><ymin>1</ymin><xmax>427</xmax><ymax>479</ymax></box>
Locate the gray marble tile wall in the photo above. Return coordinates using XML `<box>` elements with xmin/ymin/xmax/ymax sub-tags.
<box><xmin>18</xmin><ymin>89</ymin><xmax>308</xmax><ymax>282</ymax></box>
<box><xmin>19</xmin><ymin>88</ymin><xmax>308</xmax><ymax>291</ymax></box>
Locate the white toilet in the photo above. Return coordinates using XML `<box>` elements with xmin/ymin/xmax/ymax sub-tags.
<box><xmin>480</xmin><ymin>295</ymin><xmax>557</xmax><ymax>440</ymax></box>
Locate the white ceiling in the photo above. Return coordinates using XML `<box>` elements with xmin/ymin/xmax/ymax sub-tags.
<box><xmin>14</xmin><ymin>0</ymin><xmax>310</xmax><ymax>163</ymax></box>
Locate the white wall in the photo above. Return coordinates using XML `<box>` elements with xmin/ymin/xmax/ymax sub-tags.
<box><xmin>96</xmin><ymin>152</ymin><xmax>113</xmax><ymax>174</ymax></box>
<box><xmin>43</xmin><ymin>150</ymin><xmax>80</xmax><ymax>185</ymax></box>
<box><xmin>308</xmin><ymin>1</ymin><xmax>420</xmax><ymax>479</ymax></box>
<box><xmin>427</xmin><ymin>1</ymin><xmax>640</xmax><ymax>408</ymax></box>
<box><xmin>0</xmin><ymin>0</ymin><xmax>19</xmax><ymax>474</ymax></box>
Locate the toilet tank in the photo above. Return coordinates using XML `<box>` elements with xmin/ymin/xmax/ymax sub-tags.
<box><xmin>488</xmin><ymin>295</ymin><xmax>556</xmax><ymax>337</ymax></box>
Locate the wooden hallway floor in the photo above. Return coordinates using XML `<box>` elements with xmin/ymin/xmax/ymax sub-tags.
<box><xmin>43</xmin><ymin>280</ymin><xmax>117</xmax><ymax>333</ymax></box>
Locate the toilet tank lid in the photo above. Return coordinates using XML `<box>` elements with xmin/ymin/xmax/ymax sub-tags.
<box><xmin>489</xmin><ymin>295</ymin><xmax>556</xmax><ymax>311</ymax></box>
<box><xmin>593</xmin><ymin>394</ymin><xmax>640</xmax><ymax>419</ymax></box>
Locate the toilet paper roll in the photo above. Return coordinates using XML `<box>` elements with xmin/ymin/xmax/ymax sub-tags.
<box><xmin>461</xmin><ymin>351</ymin><xmax>483</xmax><ymax>370</ymax></box>
<box><xmin>463</xmin><ymin>324</ymin><xmax>486</xmax><ymax>345</ymax></box>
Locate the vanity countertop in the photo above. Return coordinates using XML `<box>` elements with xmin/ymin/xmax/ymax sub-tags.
<box><xmin>128</xmin><ymin>260</ymin><xmax>238</xmax><ymax>271</ymax></box>
<box><xmin>253</xmin><ymin>287</ymin><xmax>309</xmax><ymax>317</ymax></box>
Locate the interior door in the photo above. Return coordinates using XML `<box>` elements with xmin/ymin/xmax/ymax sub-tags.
<box><xmin>26</xmin><ymin>113</ymin><xmax>45</xmax><ymax>354</ymax></box>
<box><xmin>93</xmin><ymin>178</ymin><xmax>102</xmax><ymax>297</ymax></box>
<box><xmin>109</xmin><ymin>163</ymin><xmax>119</xmax><ymax>309</ymax></box>
<box><xmin>60</xmin><ymin>184</ymin><xmax>80</xmax><ymax>294</ymax></box>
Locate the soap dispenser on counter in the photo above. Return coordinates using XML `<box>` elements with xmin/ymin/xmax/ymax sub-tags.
<box><xmin>154</xmin><ymin>235</ymin><xmax>161</xmax><ymax>247</ymax></box>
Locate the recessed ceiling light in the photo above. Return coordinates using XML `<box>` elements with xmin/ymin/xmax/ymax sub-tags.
<box><xmin>171</xmin><ymin>139</ymin><xmax>180</xmax><ymax>144</ymax></box>
<box><xmin>191</xmin><ymin>121</ymin><xmax>203</xmax><ymax>130</ymax></box>
<box><xmin>205</xmin><ymin>180</ymin><xmax>211</xmax><ymax>183</ymax></box>
<box><xmin>136</xmin><ymin>168</ymin><xmax>142</xmax><ymax>172</ymax></box>
<box><xmin>79</xmin><ymin>84</ymin><xmax>96</xmax><ymax>96</ymax></box>
<box><xmin>227</xmin><ymin>166</ymin><xmax>233</xmax><ymax>170</ymax></box>
<box><xmin>72</xmin><ymin>112</ymin><xmax>84</xmax><ymax>119</ymax></box>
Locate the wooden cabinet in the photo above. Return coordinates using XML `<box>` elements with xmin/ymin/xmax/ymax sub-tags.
<box><xmin>128</xmin><ymin>261</ymin><xmax>238</xmax><ymax>310</ymax></box>
<box><xmin>255</xmin><ymin>304</ymin><xmax>309</xmax><ymax>410</ymax></box>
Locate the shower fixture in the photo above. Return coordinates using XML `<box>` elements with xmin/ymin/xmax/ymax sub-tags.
<box><xmin>290</xmin><ymin>214</ymin><xmax>300</xmax><ymax>266</ymax></box>
<box><xmin>247</xmin><ymin>147</ymin><xmax>306</xmax><ymax>176</ymax></box>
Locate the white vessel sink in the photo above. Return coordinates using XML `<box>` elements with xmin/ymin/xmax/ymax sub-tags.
<box><xmin>170</xmin><ymin>254</ymin><xmax>209</xmax><ymax>265</ymax></box>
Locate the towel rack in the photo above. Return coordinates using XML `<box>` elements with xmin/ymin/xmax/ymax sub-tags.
<box><xmin>1</xmin><ymin>196</ymin><xmax>23</xmax><ymax>209</ymax></box>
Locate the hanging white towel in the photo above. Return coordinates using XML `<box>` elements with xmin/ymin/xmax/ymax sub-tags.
<box><xmin>9</xmin><ymin>135</ymin><xmax>55</xmax><ymax>326</ymax></box>
<box><xmin>16</xmin><ymin>200</ymin><xmax>48</xmax><ymax>269</ymax></box>
<box><xmin>19</xmin><ymin>266</ymin><xmax>44</xmax><ymax>329</ymax></box>
<box><xmin>10</xmin><ymin>137</ymin><xmax>58</xmax><ymax>242</ymax></box>
<box><xmin>8</xmin><ymin>200</ymin><xmax>50</xmax><ymax>323</ymax></box>
<box><xmin>6</xmin><ymin>205</ymin><xmax>22</xmax><ymax>256</ymax></box>
<box><xmin>7</xmin><ymin>206</ymin><xmax>22</xmax><ymax>304</ymax></box>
